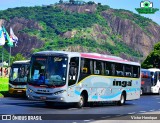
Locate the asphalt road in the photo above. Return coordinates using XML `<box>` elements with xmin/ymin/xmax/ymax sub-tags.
<box><xmin>0</xmin><ymin>94</ymin><xmax>160</xmax><ymax>123</ymax></box>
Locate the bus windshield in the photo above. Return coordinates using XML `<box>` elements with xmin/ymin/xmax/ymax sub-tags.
<box><xmin>29</xmin><ymin>56</ymin><xmax>68</xmax><ymax>86</ymax></box>
<box><xmin>153</xmin><ymin>71</ymin><xmax>160</xmax><ymax>86</ymax></box>
<box><xmin>9</xmin><ymin>64</ymin><xmax>29</xmax><ymax>82</ymax></box>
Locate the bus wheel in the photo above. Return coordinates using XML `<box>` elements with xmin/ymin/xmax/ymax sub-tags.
<box><xmin>117</xmin><ymin>93</ymin><xmax>126</xmax><ymax>106</ymax></box>
<box><xmin>76</xmin><ymin>94</ymin><xmax>85</xmax><ymax>108</ymax></box>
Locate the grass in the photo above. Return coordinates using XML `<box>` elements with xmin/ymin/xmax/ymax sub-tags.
<box><xmin>0</xmin><ymin>77</ymin><xmax>9</xmax><ymax>97</ymax></box>
<box><xmin>0</xmin><ymin>93</ymin><xmax>3</xmax><ymax>97</ymax></box>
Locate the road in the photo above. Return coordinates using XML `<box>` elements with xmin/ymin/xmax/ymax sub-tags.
<box><xmin>0</xmin><ymin>95</ymin><xmax>160</xmax><ymax>123</ymax></box>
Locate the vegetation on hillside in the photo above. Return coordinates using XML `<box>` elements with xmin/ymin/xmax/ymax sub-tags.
<box><xmin>0</xmin><ymin>46</ymin><xmax>26</xmax><ymax>65</ymax></box>
<box><xmin>0</xmin><ymin>4</ymin><xmax>151</xmax><ymax>60</ymax></box>
<box><xmin>142</xmin><ymin>42</ymin><xmax>160</xmax><ymax>68</ymax></box>
<box><xmin>113</xmin><ymin>9</ymin><xmax>157</xmax><ymax>35</ymax></box>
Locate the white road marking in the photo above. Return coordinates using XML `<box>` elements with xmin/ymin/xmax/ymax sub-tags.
<box><xmin>101</xmin><ymin>116</ymin><xmax>111</xmax><ymax>119</ymax></box>
<box><xmin>84</xmin><ymin>120</ymin><xmax>90</xmax><ymax>122</ymax></box>
<box><xmin>68</xmin><ymin>108</ymin><xmax>78</xmax><ymax>110</ymax></box>
<box><xmin>128</xmin><ymin>112</ymin><xmax>136</xmax><ymax>114</ymax></box>
<box><xmin>139</xmin><ymin>111</ymin><xmax>146</xmax><ymax>113</ymax></box>
<box><xmin>149</xmin><ymin>110</ymin><xmax>155</xmax><ymax>112</ymax></box>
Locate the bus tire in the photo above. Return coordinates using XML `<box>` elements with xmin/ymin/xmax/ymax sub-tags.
<box><xmin>76</xmin><ymin>93</ymin><xmax>85</xmax><ymax>108</ymax></box>
<box><xmin>117</xmin><ymin>93</ymin><xmax>126</xmax><ymax>106</ymax></box>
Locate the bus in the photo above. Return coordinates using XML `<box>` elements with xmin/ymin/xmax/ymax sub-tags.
<box><xmin>148</xmin><ymin>68</ymin><xmax>160</xmax><ymax>94</ymax></box>
<box><xmin>141</xmin><ymin>69</ymin><xmax>152</xmax><ymax>95</ymax></box>
<box><xmin>9</xmin><ymin>60</ymin><xmax>30</xmax><ymax>95</ymax></box>
<box><xmin>27</xmin><ymin>51</ymin><xmax>141</xmax><ymax>108</ymax></box>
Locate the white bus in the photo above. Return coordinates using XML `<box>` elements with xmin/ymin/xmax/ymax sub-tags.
<box><xmin>148</xmin><ymin>68</ymin><xmax>160</xmax><ymax>94</ymax></box>
<box><xmin>27</xmin><ymin>51</ymin><xmax>141</xmax><ymax>108</ymax></box>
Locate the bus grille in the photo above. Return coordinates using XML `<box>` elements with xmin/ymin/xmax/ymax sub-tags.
<box><xmin>35</xmin><ymin>92</ymin><xmax>53</xmax><ymax>95</ymax></box>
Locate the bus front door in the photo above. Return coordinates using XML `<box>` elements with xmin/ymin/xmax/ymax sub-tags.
<box><xmin>67</xmin><ymin>57</ymin><xmax>79</xmax><ymax>101</ymax></box>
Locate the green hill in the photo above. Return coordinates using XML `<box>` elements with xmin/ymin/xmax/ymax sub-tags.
<box><xmin>0</xmin><ymin>3</ymin><xmax>160</xmax><ymax>62</ymax></box>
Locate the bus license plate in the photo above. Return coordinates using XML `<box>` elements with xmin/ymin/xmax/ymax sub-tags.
<box><xmin>17</xmin><ymin>90</ymin><xmax>22</xmax><ymax>93</ymax></box>
<box><xmin>40</xmin><ymin>96</ymin><xmax>46</xmax><ymax>100</ymax></box>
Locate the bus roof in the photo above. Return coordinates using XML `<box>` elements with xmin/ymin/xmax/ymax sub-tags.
<box><xmin>33</xmin><ymin>51</ymin><xmax>79</xmax><ymax>56</ymax></box>
<box><xmin>148</xmin><ymin>68</ymin><xmax>160</xmax><ymax>72</ymax></box>
<box><xmin>141</xmin><ymin>68</ymin><xmax>151</xmax><ymax>72</ymax></box>
<box><xmin>13</xmin><ymin>60</ymin><xmax>30</xmax><ymax>64</ymax></box>
<box><xmin>33</xmin><ymin>51</ymin><xmax>140</xmax><ymax>66</ymax></box>
<box><xmin>80</xmin><ymin>53</ymin><xmax>140</xmax><ymax>66</ymax></box>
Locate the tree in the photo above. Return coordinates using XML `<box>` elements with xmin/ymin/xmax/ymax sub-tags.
<box><xmin>87</xmin><ymin>1</ymin><xmax>95</xmax><ymax>5</ymax></box>
<box><xmin>59</xmin><ymin>0</ymin><xmax>63</xmax><ymax>4</ymax></box>
<box><xmin>12</xmin><ymin>53</ymin><xmax>26</xmax><ymax>63</ymax></box>
<box><xmin>69</xmin><ymin>0</ymin><xmax>75</xmax><ymax>4</ymax></box>
<box><xmin>142</xmin><ymin>42</ymin><xmax>160</xmax><ymax>68</ymax></box>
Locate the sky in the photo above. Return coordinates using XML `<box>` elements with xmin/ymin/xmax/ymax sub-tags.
<box><xmin>0</xmin><ymin>0</ymin><xmax>159</xmax><ymax>25</ymax></box>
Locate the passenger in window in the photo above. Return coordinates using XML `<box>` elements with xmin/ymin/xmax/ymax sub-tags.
<box><xmin>69</xmin><ymin>63</ymin><xmax>77</xmax><ymax>80</ymax></box>
<box><xmin>38</xmin><ymin>73</ymin><xmax>45</xmax><ymax>84</ymax></box>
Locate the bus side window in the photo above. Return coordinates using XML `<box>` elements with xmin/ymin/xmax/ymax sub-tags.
<box><xmin>145</xmin><ymin>72</ymin><xmax>149</xmax><ymax>78</ymax></box>
<box><xmin>115</xmin><ymin>63</ymin><xmax>124</xmax><ymax>77</ymax></box>
<box><xmin>141</xmin><ymin>72</ymin><xmax>144</xmax><ymax>78</ymax></box>
<box><xmin>94</xmin><ymin>60</ymin><xmax>102</xmax><ymax>75</ymax></box>
<box><xmin>68</xmin><ymin>57</ymin><xmax>79</xmax><ymax>86</ymax></box>
<box><xmin>133</xmin><ymin>66</ymin><xmax>140</xmax><ymax>78</ymax></box>
<box><xmin>105</xmin><ymin>70</ymin><xmax>110</xmax><ymax>75</ymax></box>
<box><xmin>124</xmin><ymin>65</ymin><xmax>132</xmax><ymax>77</ymax></box>
<box><xmin>111</xmin><ymin>63</ymin><xmax>115</xmax><ymax>76</ymax></box>
<box><xmin>105</xmin><ymin>61</ymin><xmax>112</xmax><ymax>76</ymax></box>
<box><xmin>134</xmin><ymin>72</ymin><xmax>137</xmax><ymax>78</ymax></box>
<box><xmin>116</xmin><ymin>71</ymin><xmax>124</xmax><ymax>76</ymax></box>
<box><xmin>82</xmin><ymin>67</ymin><xmax>88</xmax><ymax>74</ymax></box>
<box><xmin>81</xmin><ymin>58</ymin><xmax>91</xmax><ymax>74</ymax></box>
<box><xmin>125</xmin><ymin>72</ymin><xmax>131</xmax><ymax>77</ymax></box>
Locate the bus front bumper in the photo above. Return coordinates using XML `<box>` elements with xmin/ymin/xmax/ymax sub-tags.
<box><xmin>9</xmin><ymin>88</ymin><xmax>26</xmax><ymax>95</ymax></box>
<box><xmin>26</xmin><ymin>89</ymin><xmax>67</xmax><ymax>102</ymax></box>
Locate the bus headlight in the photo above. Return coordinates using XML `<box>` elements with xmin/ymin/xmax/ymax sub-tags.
<box><xmin>54</xmin><ymin>90</ymin><xmax>66</xmax><ymax>95</ymax></box>
<box><xmin>28</xmin><ymin>88</ymin><xmax>33</xmax><ymax>93</ymax></box>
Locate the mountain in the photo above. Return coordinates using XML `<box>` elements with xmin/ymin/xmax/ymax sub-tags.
<box><xmin>0</xmin><ymin>3</ymin><xmax>160</xmax><ymax>62</ymax></box>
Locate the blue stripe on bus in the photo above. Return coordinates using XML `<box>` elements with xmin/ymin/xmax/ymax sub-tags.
<box><xmin>92</xmin><ymin>95</ymin><xmax>98</xmax><ymax>99</ymax></box>
<box><xmin>75</xmin><ymin>88</ymin><xmax>140</xmax><ymax>99</ymax></box>
<box><xmin>100</xmin><ymin>88</ymin><xmax>139</xmax><ymax>99</ymax></box>
<box><xmin>75</xmin><ymin>90</ymin><xmax>81</xmax><ymax>95</ymax></box>
<box><xmin>100</xmin><ymin>92</ymin><xmax>121</xmax><ymax>99</ymax></box>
